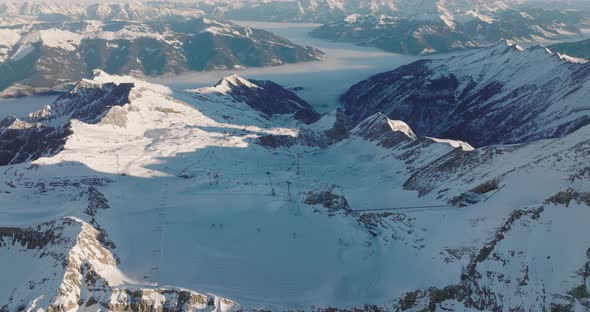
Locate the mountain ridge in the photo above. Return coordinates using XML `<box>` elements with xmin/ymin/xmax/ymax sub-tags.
<box><xmin>342</xmin><ymin>41</ymin><xmax>590</xmax><ymax>147</ymax></box>
<box><xmin>0</xmin><ymin>18</ymin><xmax>323</xmax><ymax>97</ymax></box>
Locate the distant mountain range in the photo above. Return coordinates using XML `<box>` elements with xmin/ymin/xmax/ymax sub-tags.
<box><xmin>0</xmin><ymin>18</ymin><xmax>322</xmax><ymax>97</ymax></box>
<box><xmin>342</xmin><ymin>41</ymin><xmax>590</xmax><ymax>146</ymax></box>
<box><xmin>0</xmin><ymin>2</ymin><xmax>205</xmax><ymax>24</ymax></box>
<box><xmin>311</xmin><ymin>8</ymin><xmax>590</xmax><ymax>55</ymax></box>
<box><xmin>176</xmin><ymin>0</ymin><xmax>590</xmax><ymax>55</ymax></box>
<box><xmin>1</xmin><ymin>0</ymin><xmax>587</xmax><ymax>65</ymax></box>
<box><xmin>203</xmin><ymin>0</ymin><xmax>516</xmax><ymax>23</ymax></box>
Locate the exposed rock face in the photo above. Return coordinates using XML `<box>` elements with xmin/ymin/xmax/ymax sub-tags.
<box><xmin>214</xmin><ymin>75</ymin><xmax>321</xmax><ymax>124</ymax></box>
<box><xmin>0</xmin><ymin>219</ymin><xmax>73</xmax><ymax>254</ymax></box>
<box><xmin>343</xmin><ymin>42</ymin><xmax>590</xmax><ymax>147</ymax></box>
<box><xmin>395</xmin><ymin>207</ymin><xmax>546</xmax><ymax>312</ymax></box>
<box><xmin>0</xmin><ymin>218</ymin><xmax>240</xmax><ymax>312</ymax></box>
<box><xmin>304</xmin><ymin>187</ymin><xmax>352</xmax><ymax>216</ymax></box>
<box><xmin>351</xmin><ymin>113</ymin><xmax>417</xmax><ymax>147</ymax></box>
<box><xmin>257</xmin><ymin>110</ymin><xmax>355</xmax><ymax>148</ymax></box>
<box><xmin>0</xmin><ymin>116</ymin><xmax>71</xmax><ymax>166</ymax></box>
<box><xmin>85</xmin><ymin>186</ymin><xmax>110</xmax><ymax>216</ymax></box>
<box><xmin>0</xmin><ymin>78</ymin><xmax>133</xmax><ymax>166</ymax></box>
<box><xmin>46</xmin><ymin>80</ymin><xmax>134</xmax><ymax>123</ymax></box>
<box><xmin>357</xmin><ymin>212</ymin><xmax>425</xmax><ymax>248</ymax></box>
<box><xmin>303</xmin><ymin>187</ymin><xmax>423</xmax><ymax>247</ymax></box>
<box><xmin>545</xmin><ymin>189</ymin><xmax>590</xmax><ymax>207</ymax></box>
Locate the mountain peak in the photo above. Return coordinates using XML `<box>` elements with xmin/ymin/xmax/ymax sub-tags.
<box><xmin>488</xmin><ymin>39</ymin><xmax>524</xmax><ymax>54</ymax></box>
<box><xmin>214</xmin><ymin>74</ymin><xmax>260</xmax><ymax>93</ymax></box>
<box><xmin>91</xmin><ymin>69</ymin><xmax>109</xmax><ymax>79</ymax></box>
<box><xmin>353</xmin><ymin>113</ymin><xmax>417</xmax><ymax>143</ymax></box>
<box><xmin>199</xmin><ymin>75</ymin><xmax>320</xmax><ymax>124</ymax></box>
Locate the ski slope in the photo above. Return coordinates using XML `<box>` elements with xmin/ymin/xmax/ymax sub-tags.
<box><xmin>1</xmin><ymin>71</ymin><xmax>589</xmax><ymax>311</ymax></box>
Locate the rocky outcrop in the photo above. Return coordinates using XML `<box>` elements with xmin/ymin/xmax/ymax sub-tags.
<box><xmin>0</xmin><ymin>218</ymin><xmax>240</xmax><ymax>312</ymax></box>
<box><xmin>85</xmin><ymin>186</ymin><xmax>110</xmax><ymax>216</ymax></box>
<box><xmin>394</xmin><ymin>206</ymin><xmax>545</xmax><ymax>312</ymax></box>
<box><xmin>545</xmin><ymin>189</ymin><xmax>590</xmax><ymax>207</ymax></box>
<box><xmin>258</xmin><ymin>110</ymin><xmax>354</xmax><ymax>149</ymax></box>
<box><xmin>213</xmin><ymin>75</ymin><xmax>321</xmax><ymax>124</ymax></box>
<box><xmin>351</xmin><ymin>113</ymin><xmax>417</xmax><ymax>147</ymax></box>
<box><xmin>46</xmin><ymin>80</ymin><xmax>134</xmax><ymax>123</ymax></box>
<box><xmin>0</xmin><ymin>116</ymin><xmax>71</xmax><ymax>166</ymax></box>
<box><xmin>0</xmin><ymin>79</ymin><xmax>134</xmax><ymax>166</ymax></box>
<box><xmin>304</xmin><ymin>187</ymin><xmax>352</xmax><ymax>216</ymax></box>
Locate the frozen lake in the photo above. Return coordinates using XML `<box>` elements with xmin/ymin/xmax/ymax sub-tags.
<box><xmin>149</xmin><ymin>21</ymin><xmax>421</xmax><ymax>113</ymax></box>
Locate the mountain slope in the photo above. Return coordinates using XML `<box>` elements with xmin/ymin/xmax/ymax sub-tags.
<box><xmin>342</xmin><ymin>41</ymin><xmax>590</xmax><ymax>147</ymax></box>
<box><xmin>0</xmin><ymin>18</ymin><xmax>323</xmax><ymax>97</ymax></box>
<box><xmin>1</xmin><ymin>71</ymin><xmax>590</xmax><ymax>311</ymax></box>
<box><xmin>0</xmin><ymin>70</ymin><xmax>320</xmax><ymax>166</ymax></box>
<box><xmin>0</xmin><ymin>217</ymin><xmax>239</xmax><ymax>312</ymax></box>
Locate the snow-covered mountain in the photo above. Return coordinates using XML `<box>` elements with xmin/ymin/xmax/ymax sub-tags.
<box><xmin>0</xmin><ymin>2</ymin><xmax>206</xmax><ymax>24</ymax></box>
<box><xmin>342</xmin><ymin>41</ymin><xmax>590</xmax><ymax>147</ymax></box>
<box><xmin>0</xmin><ymin>18</ymin><xmax>322</xmax><ymax>97</ymax></box>
<box><xmin>204</xmin><ymin>0</ymin><xmax>515</xmax><ymax>24</ymax></box>
<box><xmin>1</xmin><ymin>70</ymin><xmax>590</xmax><ymax>311</ymax></box>
<box><xmin>311</xmin><ymin>7</ymin><xmax>589</xmax><ymax>55</ymax></box>
<box><xmin>0</xmin><ymin>70</ymin><xmax>319</xmax><ymax>166</ymax></box>
<box><xmin>0</xmin><ymin>1</ymin><xmax>522</xmax><ymax>25</ymax></box>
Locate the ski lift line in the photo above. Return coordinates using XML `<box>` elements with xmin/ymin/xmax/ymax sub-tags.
<box><xmin>354</xmin><ymin>185</ymin><xmax>507</xmax><ymax>213</ymax></box>
<box><xmin>482</xmin><ymin>184</ymin><xmax>506</xmax><ymax>202</ymax></box>
<box><xmin>353</xmin><ymin>204</ymin><xmax>455</xmax><ymax>213</ymax></box>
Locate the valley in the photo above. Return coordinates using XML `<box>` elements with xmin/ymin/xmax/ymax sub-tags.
<box><xmin>149</xmin><ymin>21</ymin><xmax>422</xmax><ymax>113</ymax></box>
<box><xmin>1</xmin><ymin>1</ymin><xmax>590</xmax><ymax>312</ymax></box>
